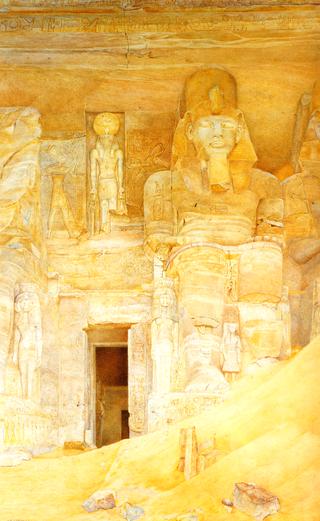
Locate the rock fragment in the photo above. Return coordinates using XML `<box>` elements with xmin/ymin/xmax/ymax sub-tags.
<box><xmin>233</xmin><ymin>482</ymin><xmax>280</xmax><ymax>520</ymax></box>
<box><xmin>120</xmin><ymin>502</ymin><xmax>145</xmax><ymax>521</ymax></box>
<box><xmin>82</xmin><ymin>488</ymin><xmax>116</xmax><ymax>512</ymax></box>
<box><xmin>221</xmin><ymin>498</ymin><xmax>233</xmax><ymax>513</ymax></box>
<box><xmin>0</xmin><ymin>449</ymin><xmax>31</xmax><ymax>467</ymax></box>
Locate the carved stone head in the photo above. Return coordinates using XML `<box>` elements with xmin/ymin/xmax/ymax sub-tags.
<box><xmin>187</xmin><ymin>113</ymin><xmax>241</xmax><ymax>159</ymax></box>
<box><xmin>93</xmin><ymin>112</ymin><xmax>120</xmax><ymax>137</ymax></box>
<box><xmin>172</xmin><ymin>68</ymin><xmax>257</xmax><ymax>191</ymax></box>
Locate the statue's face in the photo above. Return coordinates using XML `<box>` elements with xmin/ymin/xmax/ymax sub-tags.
<box><xmin>15</xmin><ymin>292</ymin><xmax>33</xmax><ymax>312</ymax></box>
<box><xmin>93</xmin><ymin>112</ymin><xmax>120</xmax><ymax>137</ymax></box>
<box><xmin>190</xmin><ymin>115</ymin><xmax>239</xmax><ymax>157</ymax></box>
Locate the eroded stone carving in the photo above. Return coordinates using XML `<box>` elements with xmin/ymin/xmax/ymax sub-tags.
<box><xmin>47</xmin><ymin>165</ymin><xmax>80</xmax><ymax>238</ymax></box>
<box><xmin>143</xmin><ymin>68</ymin><xmax>289</xmax><ymax>425</ymax></box>
<box><xmin>40</xmin><ymin>137</ymin><xmax>86</xmax><ymax>238</ymax></box>
<box><xmin>128</xmin><ymin>322</ymin><xmax>151</xmax><ymax>435</ymax></box>
<box><xmin>13</xmin><ymin>283</ymin><xmax>42</xmax><ymax>401</ymax></box>
<box><xmin>285</xmin><ymin>82</ymin><xmax>320</xmax><ymax>252</ymax></box>
<box><xmin>151</xmin><ymin>274</ymin><xmax>178</xmax><ymax>395</ymax></box>
<box><xmin>311</xmin><ymin>279</ymin><xmax>320</xmax><ymax>340</ymax></box>
<box><xmin>90</xmin><ymin>112</ymin><xmax>126</xmax><ymax>234</ymax></box>
<box><xmin>221</xmin><ymin>322</ymin><xmax>241</xmax><ymax>382</ymax></box>
<box><xmin>0</xmin><ymin>107</ymin><xmax>41</xmax><ymax>244</ymax></box>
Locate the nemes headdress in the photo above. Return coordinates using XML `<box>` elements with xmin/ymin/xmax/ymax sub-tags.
<box><xmin>172</xmin><ymin>68</ymin><xmax>257</xmax><ymax>172</ymax></box>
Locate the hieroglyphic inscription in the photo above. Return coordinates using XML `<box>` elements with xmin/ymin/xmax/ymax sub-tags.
<box><xmin>128</xmin><ymin>322</ymin><xmax>151</xmax><ymax>434</ymax></box>
<box><xmin>0</xmin><ymin>12</ymin><xmax>318</xmax><ymax>34</ymax></box>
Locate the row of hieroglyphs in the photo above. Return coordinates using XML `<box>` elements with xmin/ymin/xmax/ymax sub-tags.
<box><xmin>0</xmin><ymin>12</ymin><xmax>318</xmax><ymax>33</ymax></box>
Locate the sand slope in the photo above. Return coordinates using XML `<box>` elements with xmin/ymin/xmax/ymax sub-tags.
<box><xmin>0</xmin><ymin>338</ymin><xmax>319</xmax><ymax>521</ymax></box>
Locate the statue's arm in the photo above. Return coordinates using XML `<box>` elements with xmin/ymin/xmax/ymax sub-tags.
<box><xmin>90</xmin><ymin>149</ymin><xmax>98</xmax><ymax>195</ymax></box>
<box><xmin>116</xmin><ymin>148</ymin><xmax>124</xmax><ymax>192</ymax></box>
<box><xmin>35</xmin><ymin>324</ymin><xmax>42</xmax><ymax>367</ymax></box>
<box><xmin>12</xmin><ymin>323</ymin><xmax>20</xmax><ymax>365</ymax></box>
<box><xmin>32</xmin><ymin>305</ymin><xmax>42</xmax><ymax>367</ymax></box>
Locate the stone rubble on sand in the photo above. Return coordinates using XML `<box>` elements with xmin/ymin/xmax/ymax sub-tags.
<box><xmin>82</xmin><ymin>488</ymin><xmax>116</xmax><ymax>512</ymax></box>
<box><xmin>0</xmin><ymin>449</ymin><xmax>32</xmax><ymax>467</ymax></box>
<box><xmin>233</xmin><ymin>482</ymin><xmax>280</xmax><ymax>520</ymax></box>
<box><xmin>221</xmin><ymin>498</ymin><xmax>234</xmax><ymax>513</ymax></box>
<box><xmin>120</xmin><ymin>502</ymin><xmax>145</xmax><ymax>521</ymax></box>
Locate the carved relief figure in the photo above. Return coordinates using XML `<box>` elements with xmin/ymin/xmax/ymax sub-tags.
<box><xmin>12</xmin><ymin>283</ymin><xmax>42</xmax><ymax>400</ymax></box>
<box><xmin>151</xmin><ymin>276</ymin><xmax>178</xmax><ymax>395</ymax></box>
<box><xmin>40</xmin><ymin>138</ymin><xmax>86</xmax><ymax>237</ymax></box>
<box><xmin>311</xmin><ymin>279</ymin><xmax>320</xmax><ymax>340</ymax></box>
<box><xmin>221</xmin><ymin>322</ymin><xmax>241</xmax><ymax>382</ymax></box>
<box><xmin>90</xmin><ymin>112</ymin><xmax>126</xmax><ymax>234</ymax></box>
<box><xmin>47</xmin><ymin>164</ymin><xmax>80</xmax><ymax>238</ymax></box>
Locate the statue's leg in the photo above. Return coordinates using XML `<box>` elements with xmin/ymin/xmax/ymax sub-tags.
<box><xmin>0</xmin><ymin>276</ymin><xmax>15</xmax><ymax>394</ymax></box>
<box><xmin>27</xmin><ymin>360</ymin><xmax>35</xmax><ymax>400</ymax></box>
<box><xmin>100</xmin><ymin>200</ymin><xmax>108</xmax><ymax>232</ymax></box>
<box><xmin>19</xmin><ymin>361</ymin><xmax>27</xmax><ymax>399</ymax></box>
<box><xmin>101</xmin><ymin>200</ymin><xmax>111</xmax><ymax>233</ymax></box>
<box><xmin>109</xmin><ymin>196</ymin><xmax>117</xmax><ymax>212</ymax></box>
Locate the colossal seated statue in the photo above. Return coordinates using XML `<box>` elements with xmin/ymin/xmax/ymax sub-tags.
<box><xmin>285</xmin><ymin>82</ymin><xmax>320</xmax><ymax>263</ymax></box>
<box><xmin>144</xmin><ymin>69</ymin><xmax>288</xmax><ymax>413</ymax></box>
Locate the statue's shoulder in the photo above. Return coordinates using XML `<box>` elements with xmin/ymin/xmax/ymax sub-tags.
<box><xmin>250</xmin><ymin>167</ymin><xmax>281</xmax><ymax>199</ymax></box>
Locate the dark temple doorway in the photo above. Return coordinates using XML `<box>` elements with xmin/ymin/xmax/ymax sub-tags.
<box><xmin>89</xmin><ymin>327</ymin><xmax>129</xmax><ymax>447</ymax></box>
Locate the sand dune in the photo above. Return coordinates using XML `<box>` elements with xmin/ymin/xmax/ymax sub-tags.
<box><xmin>0</xmin><ymin>338</ymin><xmax>319</xmax><ymax>521</ymax></box>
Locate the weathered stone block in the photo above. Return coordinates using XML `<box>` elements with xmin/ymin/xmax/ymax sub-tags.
<box><xmin>233</xmin><ymin>482</ymin><xmax>280</xmax><ymax>520</ymax></box>
<box><xmin>82</xmin><ymin>488</ymin><xmax>116</xmax><ymax>512</ymax></box>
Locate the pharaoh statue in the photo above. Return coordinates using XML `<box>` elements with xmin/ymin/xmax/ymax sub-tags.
<box><xmin>144</xmin><ymin>68</ymin><xmax>288</xmax><ymax>402</ymax></box>
<box><xmin>282</xmin><ymin>81</ymin><xmax>320</xmax><ymax>344</ymax></box>
<box><xmin>90</xmin><ymin>112</ymin><xmax>126</xmax><ymax>234</ymax></box>
<box><xmin>12</xmin><ymin>283</ymin><xmax>42</xmax><ymax>401</ymax></box>
<box><xmin>284</xmin><ymin>80</ymin><xmax>320</xmax><ymax>261</ymax></box>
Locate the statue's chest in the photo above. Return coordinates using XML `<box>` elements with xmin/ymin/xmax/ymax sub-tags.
<box><xmin>97</xmin><ymin>147</ymin><xmax>117</xmax><ymax>168</ymax></box>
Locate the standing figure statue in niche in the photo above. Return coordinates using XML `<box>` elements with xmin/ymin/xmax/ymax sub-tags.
<box><xmin>12</xmin><ymin>283</ymin><xmax>42</xmax><ymax>400</ymax></box>
<box><xmin>90</xmin><ymin>112</ymin><xmax>126</xmax><ymax>234</ymax></box>
<box><xmin>221</xmin><ymin>322</ymin><xmax>241</xmax><ymax>382</ymax></box>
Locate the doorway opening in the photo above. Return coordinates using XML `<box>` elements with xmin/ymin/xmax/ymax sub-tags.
<box><xmin>88</xmin><ymin>326</ymin><xmax>129</xmax><ymax>447</ymax></box>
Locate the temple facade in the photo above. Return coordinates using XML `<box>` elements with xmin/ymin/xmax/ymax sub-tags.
<box><xmin>0</xmin><ymin>0</ymin><xmax>319</xmax><ymax>453</ymax></box>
